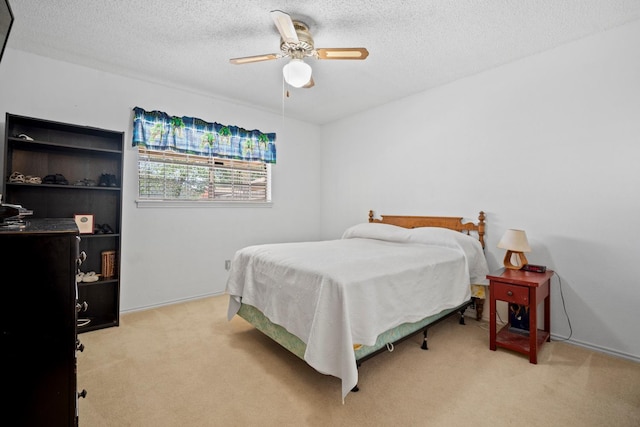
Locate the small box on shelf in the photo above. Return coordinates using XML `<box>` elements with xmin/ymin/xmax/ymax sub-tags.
<box><xmin>74</xmin><ymin>214</ymin><xmax>94</xmax><ymax>234</ymax></box>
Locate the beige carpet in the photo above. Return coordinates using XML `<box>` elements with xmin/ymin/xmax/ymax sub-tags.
<box><xmin>77</xmin><ymin>295</ymin><xmax>640</xmax><ymax>427</ymax></box>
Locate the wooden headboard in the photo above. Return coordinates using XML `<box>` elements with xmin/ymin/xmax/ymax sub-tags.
<box><xmin>368</xmin><ymin>210</ymin><xmax>486</xmax><ymax>248</ymax></box>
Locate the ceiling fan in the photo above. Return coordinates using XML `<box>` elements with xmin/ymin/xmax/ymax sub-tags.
<box><xmin>230</xmin><ymin>10</ymin><xmax>369</xmax><ymax>88</ymax></box>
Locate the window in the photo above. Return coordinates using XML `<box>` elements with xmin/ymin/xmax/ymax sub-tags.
<box><xmin>132</xmin><ymin>107</ymin><xmax>276</xmax><ymax>206</ymax></box>
<box><xmin>137</xmin><ymin>148</ymin><xmax>270</xmax><ymax>202</ymax></box>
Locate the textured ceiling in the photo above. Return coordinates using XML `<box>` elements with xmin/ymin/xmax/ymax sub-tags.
<box><xmin>6</xmin><ymin>0</ymin><xmax>640</xmax><ymax>124</ymax></box>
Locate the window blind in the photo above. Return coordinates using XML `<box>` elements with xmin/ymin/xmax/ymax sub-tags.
<box><xmin>137</xmin><ymin>148</ymin><xmax>268</xmax><ymax>201</ymax></box>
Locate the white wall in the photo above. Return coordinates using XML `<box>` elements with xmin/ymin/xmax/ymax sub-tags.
<box><xmin>320</xmin><ymin>20</ymin><xmax>640</xmax><ymax>361</ymax></box>
<box><xmin>1</xmin><ymin>20</ymin><xmax>638</xmax><ymax>362</ymax></box>
<box><xmin>0</xmin><ymin>49</ymin><xmax>322</xmax><ymax>311</ymax></box>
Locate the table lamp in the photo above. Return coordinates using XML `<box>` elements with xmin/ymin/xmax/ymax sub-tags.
<box><xmin>497</xmin><ymin>229</ymin><xmax>531</xmax><ymax>270</ymax></box>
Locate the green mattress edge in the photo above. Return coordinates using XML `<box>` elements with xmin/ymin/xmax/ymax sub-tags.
<box><xmin>236</xmin><ymin>301</ymin><xmax>471</xmax><ymax>361</ymax></box>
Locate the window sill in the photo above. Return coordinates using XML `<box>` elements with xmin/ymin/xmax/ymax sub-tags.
<box><xmin>135</xmin><ymin>199</ymin><xmax>273</xmax><ymax>208</ymax></box>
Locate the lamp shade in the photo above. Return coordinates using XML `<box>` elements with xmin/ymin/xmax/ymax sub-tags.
<box><xmin>497</xmin><ymin>229</ymin><xmax>531</xmax><ymax>252</ymax></box>
<box><xmin>283</xmin><ymin>59</ymin><xmax>312</xmax><ymax>88</ymax></box>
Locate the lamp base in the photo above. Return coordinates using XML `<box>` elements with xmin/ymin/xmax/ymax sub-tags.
<box><xmin>503</xmin><ymin>250</ymin><xmax>528</xmax><ymax>270</ymax></box>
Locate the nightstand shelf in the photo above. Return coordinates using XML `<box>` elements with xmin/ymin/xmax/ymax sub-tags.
<box><xmin>495</xmin><ymin>325</ymin><xmax>550</xmax><ymax>354</ymax></box>
<box><xmin>487</xmin><ymin>268</ymin><xmax>554</xmax><ymax>364</ymax></box>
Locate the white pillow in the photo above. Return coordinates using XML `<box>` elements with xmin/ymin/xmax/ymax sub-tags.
<box><xmin>407</xmin><ymin>227</ymin><xmax>489</xmax><ymax>285</ymax></box>
<box><xmin>406</xmin><ymin>226</ymin><xmax>470</xmax><ymax>248</ymax></box>
<box><xmin>341</xmin><ymin>222</ymin><xmax>410</xmax><ymax>243</ymax></box>
<box><xmin>342</xmin><ymin>224</ymin><xmax>489</xmax><ymax>285</ymax></box>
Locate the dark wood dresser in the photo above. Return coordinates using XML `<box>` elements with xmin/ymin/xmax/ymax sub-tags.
<box><xmin>0</xmin><ymin>218</ymin><xmax>86</xmax><ymax>426</ymax></box>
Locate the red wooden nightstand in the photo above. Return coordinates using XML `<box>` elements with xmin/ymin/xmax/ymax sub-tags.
<box><xmin>487</xmin><ymin>268</ymin><xmax>554</xmax><ymax>364</ymax></box>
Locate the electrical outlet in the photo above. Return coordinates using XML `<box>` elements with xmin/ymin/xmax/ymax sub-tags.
<box><xmin>225</xmin><ymin>260</ymin><xmax>231</xmax><ymax>271</ymax></box>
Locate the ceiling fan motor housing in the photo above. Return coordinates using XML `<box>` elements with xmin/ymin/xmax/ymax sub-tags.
<box><xmin>280</xmin><ymin>21</ymin><xmax>315</xmax><ymax>59</ymax></box>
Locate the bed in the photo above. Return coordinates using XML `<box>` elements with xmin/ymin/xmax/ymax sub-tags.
<box><xmin>226</xmin><ymin>210</ymin><xmax>488</xmax><ymax>402</ymax></box>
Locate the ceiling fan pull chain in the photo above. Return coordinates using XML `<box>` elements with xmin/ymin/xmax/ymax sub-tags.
<box><xmin>281</xmin><ymin>75</ymin><xmax>287</xmax><ymax>126</ymax></box>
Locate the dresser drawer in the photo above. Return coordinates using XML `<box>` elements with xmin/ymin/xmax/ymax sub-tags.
<box><xmin>492</xmin><ymin>282</ymin><xmax>529</xmax><ymax>305</ymax></box>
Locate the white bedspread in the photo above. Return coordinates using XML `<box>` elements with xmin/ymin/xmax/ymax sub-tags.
<box><xmin>226</xmin><ymin>223</ymin><xmax>489</xmax><ymax>401</ymax></box>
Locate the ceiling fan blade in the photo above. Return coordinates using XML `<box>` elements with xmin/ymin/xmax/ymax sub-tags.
<box><xmin>302</xmin><ymin>77</ymin><xmax>315</xmax><ymax>89</ymax></box>
<box><xmin>316</xmin><ymin>48</ymin><xmax>369</xmax><ymax>60</ymax></box>
<box><xmin>270</xmin><ymin>10</ymin><xmax>299</xmax><ymax>44</ymax></box>
<box><xmin>230</xmin><ymin>53</ymin><xmax>279</xmax><ymax>65</ymax></box>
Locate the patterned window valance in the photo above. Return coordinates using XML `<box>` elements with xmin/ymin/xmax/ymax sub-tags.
<box><xmin>132</xmin><ymin>107</ymin><xmax>276</xmax><ymax>164</ymax></box>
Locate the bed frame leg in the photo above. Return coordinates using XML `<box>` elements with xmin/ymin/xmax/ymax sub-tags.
<box><xmin>421</xmin><ymin>329</ymin><xmax>429</xmax><ymax>350</ymax></box>
<box><xmin>459</xmin><ymin>307</ymin><xmax>467</xmax><ymax>325</ymax></box>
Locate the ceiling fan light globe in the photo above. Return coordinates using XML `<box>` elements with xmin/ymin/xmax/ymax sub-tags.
<box><xmin>283</xmin><ymin>59</ymin><xmax>312</xmax><ymax>88</ymax></box>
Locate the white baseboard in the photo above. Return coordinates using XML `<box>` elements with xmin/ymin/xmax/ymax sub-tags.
<box><xmin>550</xmin><ymin>333</ymin><xmax>640</xmax><ymax>363</ymax></box>
<box><xmin>120</xmin><ymin>291</ymin><xmax>225</xmax><ymax>314</ymax></box>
